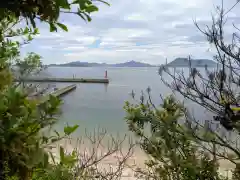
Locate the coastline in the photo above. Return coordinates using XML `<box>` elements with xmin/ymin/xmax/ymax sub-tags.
<box><xmin>47</xmin><ymin>136</ymin><xmax>235</xmax><ymax>179</ymax></box>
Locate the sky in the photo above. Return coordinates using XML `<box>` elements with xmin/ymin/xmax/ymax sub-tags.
<box><xmin>20</xmin><ymin>0</ymin><xmax>240</xmax><ymax>65</ymax></box>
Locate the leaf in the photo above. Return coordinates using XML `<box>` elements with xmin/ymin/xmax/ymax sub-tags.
<box><xmin>43</xmin><ymin>153</ymin><xmax>49</xmax><ymax>168</ymax></box>
<box><xmin>86</xmin><ymin>14</ymin><xmax>92</xmax><ymax>22</ymax></box>
<box><xmin>77</xmin><ymin>11</ymin><xmax>86</xmax><ymax>21</ymax></box>
<box><xmin>64</xmin><ymin>124</ymin><xmax>79</xmax><ymax>135</ymax></box>
<box><xmin>57</xmin><ymin>0</ymin><xmax>70</xmax><ymax>9</ymax></box>
<box><xmin>60</xmin><ymin>146</ymin><xmax>64</xmax><ymax>162</ymax></box>
<box><xmin>28</xmin><ymin>34</ymin><xmax>33</xmax><ymax>41</ymax></box>
<box><xmin>71</xmin><ymin>0</ymin><xmax>79</xmax><ymax>4</ymax></box>
<box><xmin>57</xmin><ymin>22</ymin><xmax>68</xmax><ymax>32</ymax></box>
<box><xmin>23</xmin><ymin>27</ymin><xmax>29</xmax><ymax>34</ymax></box>
<box><xmin>50</xmin><ymin>23</ymin><xmax>57</xmax><ymax>32</ymax></box>
<box><xmin>72</xmin><ymin>150</ymin><xmax>77</xmax><ymax>157</ymax></box>
<box><xmin>33</xmin><ymin>28</ymin><xmax>39</xmax><ymax>34</ymax></box>
<box><xmin>63</xmin><ymin>155</ymin><xmax>78</xmax><ymax>167</ymax></box>
<box><xmin>85</xmin><ymin>5</ymin><xmax>99</xmax><ymax>13</ymax></box>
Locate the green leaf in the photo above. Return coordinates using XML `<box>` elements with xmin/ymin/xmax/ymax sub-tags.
<box><xmin>79</xmin><ymin>0</ymin><xmax>87</xmax><ymax>9</ymax></box>
<box><xmin>63</xmin><ymin>155</ymin><xmax>77</xmax><ymax>167</ymax></box>
<box><xmin>72</xmin><ymin>150</ymin><xmax>77</xmax><ymax>157</ymax></box>
<box><xmin>28</xmin><ymin>34</ymin><xmax>33</xmax><ymax>41</ymax></box>
<box><xmin>57</xmin><ymin>22</ymin><xmax>68</xmax><ymax>32</ymax></box>
<box><xmin>60</xmin><ymin>146</ymin><xmax>64</xmax><ymax>162</ymax></box>
<box><xmin>23</xmin><ymin>27</ymin><xmax>29</xmax><ymax>34</ymax></box>
<box><xmin>85</xmin><ymin>5</ymin><xmax>99</xmax><ymax>13</ymax></box>
<box><xmin>77</xmin><ymin>12</ymin><xmax>87</xmax><ymax>21</ymax></box>
<box><xmin>33</xmin><ymin>28</ymin><xmax>39</xmax><ymax>34</ymax></box>
<box><xmin>71</xmin><ymin>0</ymin><xmax>79</xmax><ymax>4</ymax></box>
<box><xmin>64</xmin><ymin>124</ymin><xmax>79</xmax><ymax>135</ymax></box>
<box><xmin>50</xmin><ymin>23</ymin><xmax>57</xmax><ymax>32</ymax></box>
<box><xmin>57</xmin><ymin>0</ymin><xmax>70</xmax><ymax>9</ymax></box>
<box><xmin>43</xmin><ymin>153</ymin><xmax>49</xmax><ymax>168</ymax></box>
<box><xmin>86</xmin><ymin>14</ymin><xmax>92</xmax><ymax>22</ymax></box>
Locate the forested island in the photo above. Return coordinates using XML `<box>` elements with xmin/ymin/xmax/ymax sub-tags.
<box><xmin>49</xmin><ymin>60</ymin><xmax>156</xmax><ymax>67</ymax></box>
<box><xmin>49</xmin><ymin>58</ymin><xmax>217</xmax><ymax>68</ymax></box>
<box><xmin>166</xmin><ymin>58</ymin><xmax>217</xmax><ymax>67</ymax></box>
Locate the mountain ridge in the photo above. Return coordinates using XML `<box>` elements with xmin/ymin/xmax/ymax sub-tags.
<box><xmin>48</xmin><ymin>58</ymin><xmax>217</xmax><ymax>68</ymax></box>
<box><xmin>49</xmin><ymin>60</ymin><xmax>156</xmax><ymax>67</ymax></box>
<box><xmin>166</xmin><ymin>58</ymin><xmax>217</xmax><ymax>67</ymax></box>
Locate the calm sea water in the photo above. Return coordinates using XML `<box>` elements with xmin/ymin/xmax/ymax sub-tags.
<box><xmin>44</xmin><ymin>67</ymin><xmax>213</xmax><ymax>137</ymax></box>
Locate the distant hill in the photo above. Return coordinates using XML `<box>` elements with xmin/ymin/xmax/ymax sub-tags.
<box><xmin>49</xmin><ymin>61</ymin><xmax>107</xmax><ymax>67</ymax></box>
<box><xmin>166</xmin><ymin>58</ymin><xmax>217</xmax><ymax>67</ymax></box>
<box><xmin>49</xmin><ymin>60</ymin><xmax>156</xmax><ymax>67</ymax></box>
<box><xmin>113</xmin><ymin>60</ymin><xmax>154</xmax><ymax>67</ymax></box>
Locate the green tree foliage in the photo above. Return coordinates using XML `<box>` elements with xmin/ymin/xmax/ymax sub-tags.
<box><xmin>0</xmin><ymin>2</ymin><xmax>135</xmax><ymax>180</ymax></box>
<box><xmin>124</xmin><ymin>1</ymin><xmax>240</xmax><ymax>179</ymax></box>
<box><xmin>0</xmin><ymin>3</ymin><xmax>98</xmax><ymax>179</ymax></box>
<box><xmin>159</xmin><ymin>2</ymin><xmax>240</xmax><ymax>134</ymax></box>
<box><xmin>158</xmin><ymin>1</ymin><xmax>240</xmax><ymax>177</ymax></box>
<box><xmin>124</xmin><ymin>95</ymin><xmax>227</xmax><ymax>179</ymax></box>
<box><xmin>0</xmin><ymin>0</ymin><xmax>109</xmax><ymax>32</ymax></box>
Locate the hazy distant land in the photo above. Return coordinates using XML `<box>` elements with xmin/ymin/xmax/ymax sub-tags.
<box><xmin>165</xmin><ymin>58</ymin><xmax>217</xmax><ymax>67</ymax></box>
<box><xmin>49</xmin><ymin>58</ymin><xmax>217</xmax><ymax>68</ymax></box>
<box><xmin>49</xmin><ymin>60</ymin><xmax>156</xmax><ymax>67</ymax></box>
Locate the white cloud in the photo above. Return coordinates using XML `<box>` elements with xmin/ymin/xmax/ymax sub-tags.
<box><xmin>39</xmin><ymin>46</ymin><xmax>54</xmax><ymax>50</ymax></box>
<box><xmin>62</xmin><ymin>46</ymin><xmax>86</xmax><ymax>50</ymax></box>
<box><xmin>74</xmin><ymin>36</ymin><xmax>97</xmax><ymax>45</ymax></box>
<box><xmin>19</xmin><ymin>0</ymin><xmax>240</xmax><ymax>64</ymax></box>
<box><xmin>100</xmin><ymin>28</ymin><xmax>152</xmax><ymax>41</ymax></box>
<box><xmin>124</xmin><ymin>13</ymin><xmax>150</xmax><ymax>21</ymax></box>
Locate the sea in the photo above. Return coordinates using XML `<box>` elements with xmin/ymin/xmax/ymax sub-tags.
<box><xmin>35</xmin><ymin>66</ymin><xmax>236</xmax><ymax>177</ymax></box>
<box><xmin>37</xmin><ymin>66</ymin><xmax>216</xmax><ymax>139</ymax></box>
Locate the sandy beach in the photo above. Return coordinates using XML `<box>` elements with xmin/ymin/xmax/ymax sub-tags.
<box><xmin>46</xmin><ymin>135</ymin><xmax>235</xmax><ymax>179</ymax></box>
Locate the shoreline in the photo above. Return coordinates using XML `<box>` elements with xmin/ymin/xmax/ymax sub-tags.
<box><xmin>46</xmin><ymin>136</ymin><xmax>235</xmax><ymax>179</ymax></box>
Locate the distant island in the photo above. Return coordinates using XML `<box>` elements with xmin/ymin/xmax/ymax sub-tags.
<box><xmin>49</xmin><ymin>60</ymin><xmax>156</xmax><ymax>67</ymax></box>
<box><xmin>48</xmin><ymin>58</ymin><xmax>218</xmax><ymax>68</ymax></box>
<box><xmin>166</xmin><ymin>58</ymin><xmax>217</xmax><ymax>67</ymax></box>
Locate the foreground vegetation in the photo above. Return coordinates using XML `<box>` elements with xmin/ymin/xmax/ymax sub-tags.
<box><xmin>1</xmin><ymin>0</ymin><xmax>240</xmax><ymax>180</ymax></box>
<box><xmin>0</xmin><ymin>1</ymin><xmax>129</xmax><ymax>179</ymax></box>
<box><xmin>124</xmin><ymin>2</ymin><xmax>240</xmax><ymax>179</ymax></box>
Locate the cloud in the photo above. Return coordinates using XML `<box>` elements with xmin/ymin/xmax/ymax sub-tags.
<box><xmin>19</xmin><ymin>0</ymin><xmax>240</xmax><ymax>64</ymax></box>
<box><xmin>124</xmin><ymin>13</ymin><xmax>151</xmax><ymax>22</ymax></box>
<box><xmin>62</xmin><ymin>46</ymin><xmax>86</xmax><ymax>51</ymax></box>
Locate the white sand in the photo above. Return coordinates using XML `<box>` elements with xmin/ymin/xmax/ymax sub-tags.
<box><xmin>46</xmin><ymin>137</ymin><xmax>235</xmax><ymax>179</ymax></box>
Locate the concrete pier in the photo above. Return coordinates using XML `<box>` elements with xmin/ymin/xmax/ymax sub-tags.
<box><xmin>38</xmin><ymin>84</ymin><xmax>77</xmax><ymax>104</ymax></box>
<box><xmin>15</xmin><ymin>77</ymin><xmax>109</xmax><ymax>84</ymax></box>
